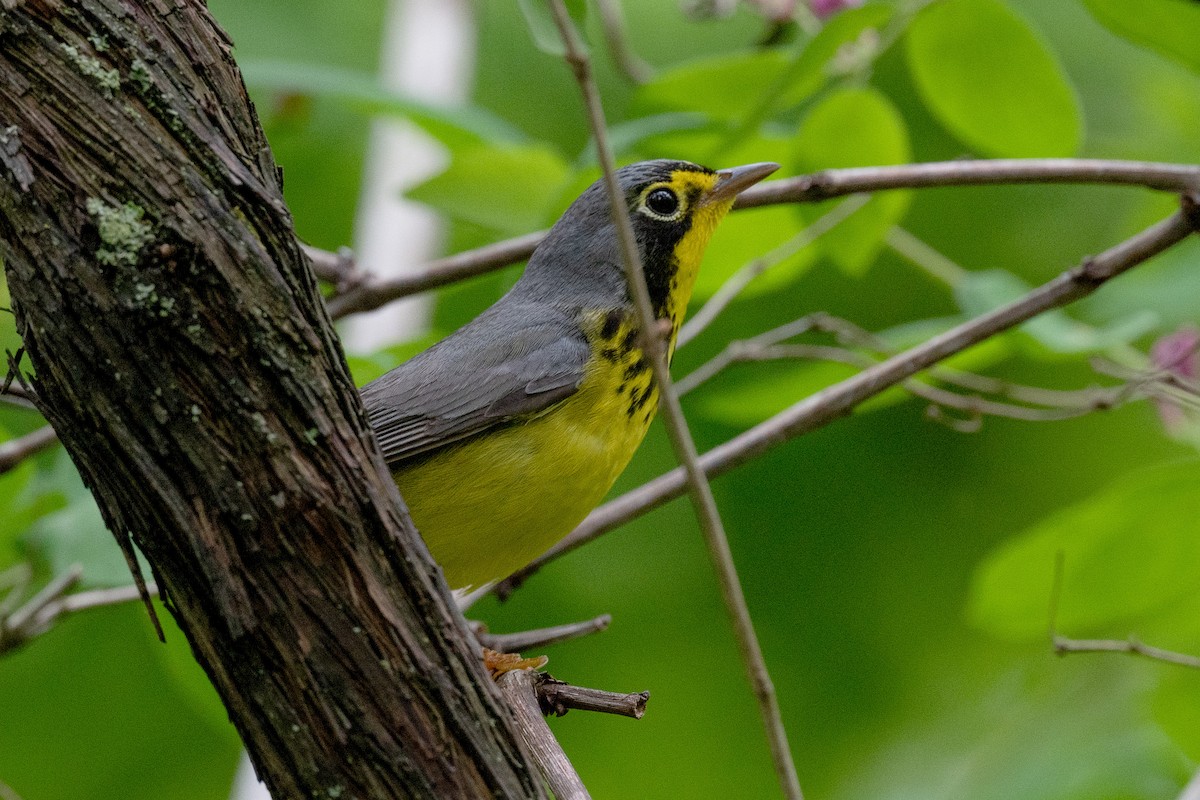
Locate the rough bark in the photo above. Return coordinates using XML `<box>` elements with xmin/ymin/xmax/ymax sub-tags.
<box><xmin>0</xmin><ymin>2</ymin><xmax>546</xmax><ymax>798</ymax></box>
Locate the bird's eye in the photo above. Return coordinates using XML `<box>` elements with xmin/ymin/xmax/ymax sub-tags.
<box><xmin>644</xmin><ymin>188</ymin><xmax>679</xmax><ymax>218</ymax></box>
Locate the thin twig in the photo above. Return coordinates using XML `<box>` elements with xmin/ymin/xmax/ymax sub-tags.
<box><xmin>0</xmin><ymin>379</ymin><xmax>38</xmax><ymax>409</ymax></box>
<box><xmin>497</xmin><ymin>197</ymin><xmax>1199</xmax><ymax>594</ymax></box>
<box><xmin>0</xmin><ymin>569</ymin><xmax>159</xmax><ymax>657</ymax></box>
<box><xmin>734</xmin><ymin>159</ymin><xmax>1200</xmax><ymax>210</ymax></box>
<box><xmin>1054</xmin><ymin>635</ymin><xmax>1200</xmax><ymax>669</ymax></box>
<box><xmin>594</xmin><ymin>0</ymin><xmax>653</xmax><ymax>83</ymax></box>
<box><xmin>313</xmin><ymin>159</ymin><xmax>1200</xmax><ymax>320</ymax></box>
<box><xmin>684</xmin><ymin>336</ymin><xmax>1122</xmax><ymax>427</ymax></box>
<box><xmin>681</xmin><ymin>310</ymin><xmax>1136</xmax><ymax>424</ymax></box>
<box><xmin>677</xmin><ymin>193</ymin><xmax>870</xmax><ymax>347</ymax></box>
<box><xmin>325</xmin><ymin>230</ymin><xmax>546</xmax><ymax>320</ymax></box>
<box><xmin>477</xmin><ymin>614</ymin><xmax>612</xmax><ymax>653</ymax></box>
<box><xmin>1048</xmin><ymin>552</ymin><xmax>1200</xmax><ymax>669</ymax></box>
<box><xmin>0</xmin><ymin>425</ymin><xmax>59</xmax><ymax>474</ymax></box>
<box><xmin>537</xmin><ymin>675</ymin><xmax>649</xmax><ymax>719</ymax></box>
<box><xmin>885</xmin><ymin>226</ymin><xmax>968</xmax><ymax>286</ymax></box>
<box><xmin>548</xmin><ymin>4</ymin><xmax>803</xmax><ymax>798</ymax></box>
<box><xmin>498</xmin><ymin>669</ymin><xmax>592</xmax><ymax>800</ymax></box>
<box><xmin>301</xmin><ymin>243</ymin><xmax>358</xmax><ymax>286</ymax></box>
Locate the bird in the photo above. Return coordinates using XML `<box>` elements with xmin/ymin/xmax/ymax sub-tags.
<box><xmin>361</xmin><ymin>159</ymin><xmax>779</xmax><ymax>593</ymax></box>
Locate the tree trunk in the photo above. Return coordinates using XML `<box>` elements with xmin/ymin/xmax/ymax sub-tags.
<box><xmin>0</xmin><ymin>2</ymin><xmax>546</xmax><ymax>798</ymax></box>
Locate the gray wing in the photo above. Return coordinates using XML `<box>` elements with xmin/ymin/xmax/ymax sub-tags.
<box><xmin>360</xmin><ymin>303</ymin><xmax>591</xmax><ymax>467</ymax></box>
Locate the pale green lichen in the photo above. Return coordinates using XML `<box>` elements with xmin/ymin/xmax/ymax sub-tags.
<box><xmin>60</xmin><ymin>43</ymin><xmax>119</xmax><ymax>96</ymax></box>
<box><xmin>129</xmin><ymin>280</ymin><xmax>176</xmax><ymax>316</ymax></box>
<box><xmin>251</xmin><ymin>411</ymin><xmax>278</xmax><ymax>443</ymax></box>
<box><xmin>86</xmin><ymin>198</ymin><xmax>153</xmax><ymax>266</ymax></box>
<box><xmin>88</xmin><ymin>34</ymin><xmax>109</xmax><ymax>52</ymax></box>
<box><xmin>130</xmin><ymin>59</ymin><xmax>153</xmax><ymax>93</ymax></box>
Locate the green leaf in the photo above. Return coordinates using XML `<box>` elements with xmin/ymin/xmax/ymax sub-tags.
<box><xmin>779</xmin><ymin>4</ymin><xmax>895</xmax><ymax>107</ymax></box>
<box><xmin>968</xmin><ymin>462</ymin><xmax>1200</xmax><ymax>639</ymax></box>
<box><xmin>20</xmin><ymin>454</ymin><xmax>147</xmax><ymax>588</ymax></box>
<box><xmin>240</xmin><ymin>60</ymin><xmax>526</xmax><ymax>148</ymax></box>
<box><xmin>516</xmin><ymin>0</ymin><xmax>587</xmax><ymax>56</ymax></box>
<box><xmin>848</xmin><ymin>659</ymin><xmax>1179</xmax><ymax>800</ymax></box>
<box><xmin>633</xmin><ymin>49</ymin><xmax>791</xmax><ymax>123</ymax></box>
<box><xmin>956</xmin><ymin>270</ymin><xmax>1158</xmax><ymax>354</ymax></box>
<box><xmin>406</xmin><ymin>144</ymin><xmax>571</xmax><ymax>235</ymax></box>
<box><xmin>694</xmin><ymin>204</ymin><xmax>817</xmax><ymax>299</ymax></box>
<box><xmin>905</xmin><ymin>0</ymin><xmax>1081</xmax><ymax>157</ymax></box>
<box><xmin>1152</xmin><ymin>667</ymin><xmax>1200</xmax><ymax>761</ymax></box>
<box><xmin>1084</xmin><ymin>0</ymin><xmax>1200</xmax><ymax>75</ymax></box>
<box><xmin>793</xmin><ymin>87</ymin><xmax>911</xmax><ymax>275</ymax></box>
<box><xmin>0</xmin><ymin>448</ymin><xmax>36</xmax><ymax>570</ymax></box>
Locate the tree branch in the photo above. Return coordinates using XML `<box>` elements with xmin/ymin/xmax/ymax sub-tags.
<box><xmin>548</xmin><ymin>4</ymin><xmax>803</xmax><ymax>798</ymax></box>
<box><xmin>1048</xmin><ymin>553</ymin><xmax>1200</xmax><ymax>669</ymax></box>
<box><xmin>312</xmin><ymin>158</ymin><xmax>1200</xmax><ymax>320</ymax></box>
<box><xmin>324</xmin><ymin>230</ymin><xmax>547</xmax><ymax>320</ymax></box>
<box><xmin>734</xmin><ymin>158</ymin><xmax>1200</xmax><ymax>209</ymax></box>
<box><xmin>0</xmin><ymin>4</ymin><xmax>543</xmax><ymax>797</ymax></box>
<box><xmin>0</xmin><ymin>567</ymin><xmax>162</xmax><ymax>657</ymax></box>
<box><xmin>498</xmin><ymin>197</ymin><xmax>1199</xmax><ymax>594</ymax></box>
<box><xmin>499</xmin><ymin>669</ymin><xmax>593</xmax><ymax>800</ymax></box>
<box><xmin>536</xmin><ymin>675</ymin><xmax>650</xmax><ymax>720</ymax></box>
<box><xmin>476</xmin><ymin>614</ymin><xmax>613</xmax><ymax>653</ymax></box>
<box><xmin>0</xmin><ymin>425</ymin><xmax>57</xmax><ymax>474</ymax></box>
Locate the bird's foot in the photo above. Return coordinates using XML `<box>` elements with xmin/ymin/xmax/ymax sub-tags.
<box><xmin>483</xmin><ymin>647</ymin><xmax>548</xmax><ymax>679</ymax></box>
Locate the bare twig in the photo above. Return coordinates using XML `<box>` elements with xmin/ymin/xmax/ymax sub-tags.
<box><xmin>3</xmin><ymin>347</ymin><xmax>33</xmax><ymax>400</ymax></box>
<box><xmin>734</xmin><ymin>159</ymin><xmax>1200</xmax><ymax>210</ymax></box>
<box><xmin>537</xmin><ymin>675</ymin><xmax>649</xmax><ymax>719</ymax></box>
<box><xmin>0</xmin><ymin>425</ymin><xmax>59</xmax><ymax>474</ymax></box>
<box><xmin>1053</xmin><ymin>635</ymin><xmax>1200</xmax><ymax>669</ymax></box>
<box><xmin>325</xmin><ymin>230</ymin><xmax>546</xmax><ymax>320</ymax></box>
<box><xmin>477</xmin><ymin>614</ymin><xmax>612</xmax><ymax>653</ymax></box>
<box><xmin>0</xmin><ymin>567</ymin><xmax>160</xmax><ymax>657</ymax></box>
<box><xmin>885</xmin><ymin>226</ymin><xmax>968</xmax><ymax>286</ymax></box>
<box><xmin>499</xmin><ymin>669</ymin><xmax>592</xmax><ymax>800</ymax></box>
<box><xmin>677</xmin><ymin>193</ymin><xmax>870</xmax><ymax>347</ymax></box>
<box><xmin>301</xmin><ymin>243</ymin><xmax>358</xmax><ymax>286</ymax></box>
<box><xmin>313</xmin><ymin>158</ymin><xmax>1199</xmax><ymax>320</ymax></box>
<box><xmin>1048</xmin><ymin>552</ymin><xmax>1200</xmax><ymax>669</ymax></box>
<box><xmin>595</xmin><ymin>0</ymin><xmax>653</xmax><ymax>83</ymax></box>
<box><xmin>683</xmin><ymin>335</ymin><xmax>1122</xmax><ymax>427</ymax></box>
<box><xmin>497</xmin><ymin>198</ymin><xmax>1199</xmax><ymax>593</ymax></box>
<box><xmin>548</xmin><ymin>3</ymin><xmax>803</xmax><ymax>798</ymax></box>
<box><xmin>685</xmin><ymin>309</ymin><xmax>1136</xmax><ymax>426</ymax></box>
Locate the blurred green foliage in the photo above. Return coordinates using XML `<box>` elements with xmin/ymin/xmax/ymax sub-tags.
<box><xmin>2</xmin><ymin>1</ymin><xmax>1199</xmax><ymax>798</ymax></box>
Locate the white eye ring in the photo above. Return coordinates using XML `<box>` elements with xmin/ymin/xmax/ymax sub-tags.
<box><xmin>638</xmin><ymin>186</ymin><xmax>684</xmax><ymax>221</ymax></box>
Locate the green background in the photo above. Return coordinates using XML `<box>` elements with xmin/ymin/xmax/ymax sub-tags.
<box><xmin>2</xmin><ymin>0</ymin><xmax>1199</xmax><ymax>798</ymax></box>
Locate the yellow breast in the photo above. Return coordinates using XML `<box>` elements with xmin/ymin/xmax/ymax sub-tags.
<box><xmin>392</xmin><ymin>311</ymin><xmax>656</xmax><ymax>591</ymax></box>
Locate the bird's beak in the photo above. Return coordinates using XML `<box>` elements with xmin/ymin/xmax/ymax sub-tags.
<box><xmin>706</xmin><ymin>161</ymin><xmax>780</xmax><ymax>204</ymax></box>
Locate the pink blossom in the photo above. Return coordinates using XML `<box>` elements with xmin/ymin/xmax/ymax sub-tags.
<box><xmin>1150</xmin><ymin>325</ymin><xmax>1200</xmax><ymax>432</ymax></box>
<box><xmin>810</xmin><ymin>0</ymin><xmax>863</xmax><ymax>19</ymax></box>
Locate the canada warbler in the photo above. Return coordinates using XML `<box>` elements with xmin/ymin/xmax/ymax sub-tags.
<box><xmin>361</xmin><ymin>159</ymin><xmax>778</xmax><ymax>591</ymax></box>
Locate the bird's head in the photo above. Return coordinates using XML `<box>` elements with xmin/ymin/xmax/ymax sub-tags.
<box><xmin>520</xmin><ymin>158</ymin><xmax>779</xmax><ymax>325</ymax></box>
